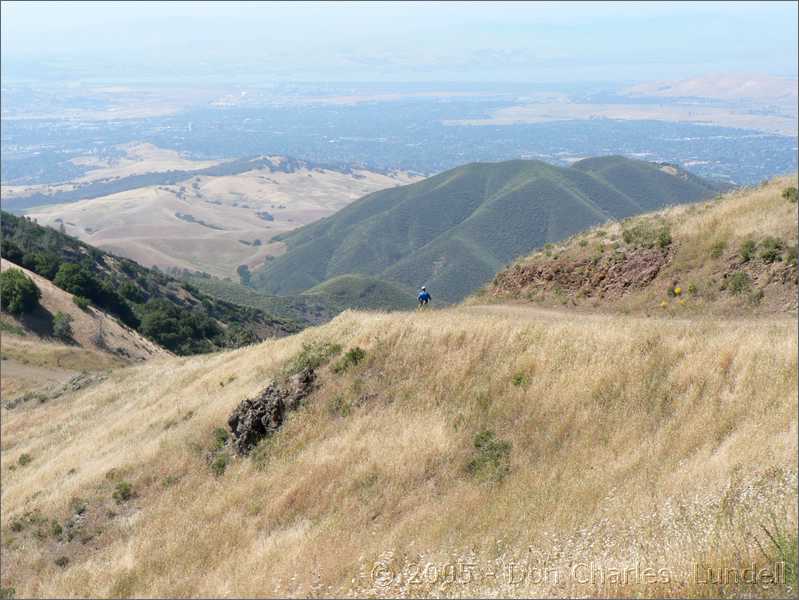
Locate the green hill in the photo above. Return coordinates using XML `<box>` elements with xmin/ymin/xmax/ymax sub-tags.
<box><xmin>0</xmin><ymin>211</ymin><xmax>298</xmax><ymax>354</ymax></box>
<box><xmin>252</xmin><ymin>157</ymin><xmax>725</xmax><ymax>302</ymax></box>
<box><xmin>303</xmin><ymin>274</ymin><xmax>416</xmax><ymax>310</ymax></box>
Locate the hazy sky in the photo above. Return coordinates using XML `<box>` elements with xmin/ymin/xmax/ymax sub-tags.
<box><xmin>2</xmin><ymin>1</ymin><xmax>797</xmax><ymax>83</ymax></box>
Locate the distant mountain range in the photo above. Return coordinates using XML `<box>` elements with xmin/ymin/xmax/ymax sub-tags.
<box><xmin>252</xmin><ymin>156</ymin><xmax>727</xmax><ymax>302</ymax></box>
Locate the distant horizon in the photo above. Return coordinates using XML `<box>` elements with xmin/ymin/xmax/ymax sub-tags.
<box><xmin>2</xmin><ymin>1</ymin><xmax>796</xmax><ymax>83</ymax></box>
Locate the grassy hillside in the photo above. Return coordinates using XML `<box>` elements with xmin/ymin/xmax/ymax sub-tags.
<box><xmin>1</xmin><ymin>211</ymin><xmax>297</xmax><ymax>354</ymax></box>
<box><xmin>303</xmin><ymin>274</ymin><xmax>416</xmax><ymax>310</ymax></box>
<box><xmin>482</xmin><ymin>176</ymin><xmax>798</xmax><ymax>315</ymax></box>
<box><xmin>1</xmin><ymin>307</ymin><xmax>795</xmax><ymax>597</ymax></box>
<box><xmin>179</xmin><ymin>273</ymin><xmax>340</xmax><ymax>326</ymax></box>
<box><xmin>252</xmin><ymin>157</ymin><xmax>725</xmax><ymax>302</ymax></box>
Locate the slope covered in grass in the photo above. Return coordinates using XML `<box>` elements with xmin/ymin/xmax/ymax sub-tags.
<box><xmin>303</xmin><ymin>274</ymin><xmax>416</xmax><ymax>311</ymax></box>
<box><xmin>483</xmin><ymin>175</ymin><xmax>798</xmax><ymax>315</ymax></box>
<box><xmin>2</xmin><ymin>306</ymin><xmax>795</xmax><ymax>598</ymax></box>
<box><xmin>252</xmin><ymin>157</ymin><xmax>724</xmax><ymax>302</ymax></box>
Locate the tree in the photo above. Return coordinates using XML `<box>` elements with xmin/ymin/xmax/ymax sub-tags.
<box><xmin>54</xmin><ymin>263</ymin><xmax>98</xmax><ymax>299</ymax></box>
<box><xmin>52</xmin><ymin>312</ymin><xmax>74</xmax><ymax>341</ymax></box>
<box><xmin>0</xmin><ymin>268</ymin><xmax>41</xmax><ymax>315</ymax></box>
<box><xmin>237</xmin><ymin>264</ymin><xmax>252</xmax><ymax>287</ymax></box>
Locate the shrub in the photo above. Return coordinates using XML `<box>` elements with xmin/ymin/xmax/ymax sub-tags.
<box><xmin>578</xmin><ymin>239</ymin><xmax>588</xmax><ymax>247</ymax></box>
<box><xmin>212</xmin><ymin>427</ymin><xmax>229</xmax><ymax>451</ymax></box>
<box><xmin>687</xmin><ymin>282</ymin><xmax>698</xmax><ymax>295</ymax></box>
<box><xmin>467</xmin><ymin>430</ymin><xmax>512</xmax><ymax>483</ymax></box>
<box><xmin>782</xmin><ymin>186</ymin><xmax>798</xmax><ymax>203</ymax></box>
<box><xmin>210</xmin><ymin>454</ymin><xmax>229</xmax><ymax>477</ymax></box>
<box><xmin>740</xmin><ymin>239</ymin><xmax>757</xmax><ymax>262</ymax></box>
<box><xmin>284</xmin><ymin>341</ymin><xmax>341</xmax><ymax>376</ymax></box>
<box><xmin>112</xmin><ymin>481</ymin><xmax>133</xmax><ymax>503</ymax></box>
<box><xmin>759</xmin><ymin>237</ymin><xmax>783</xmax><ymax>263</ymax></box>
<box><xmin>728</xmin><ymin>272</ymin><xmax>751</xmax><ymax>295</ymax></box>
<box><xmin>52</xmin><ymin>312</ymin><xmax>73</xmax><ymax>341</ymax></box>
<box><xmin>51</xmin><ymin>520</ymin><xmax>63</xmax><ymax>538</ymax></box>
<box><xmin>328</xmin><ymin>394</ymin><xmax>351</xmax><ymax>417</ymax></box>
<box><xmin>710</xmin><ymin>240</ymin><xmax>726</xmax><ymax>258</ymax></box>
<box><xmin>17</xmin><ymin>453</ymin><xmax>32</xmax><ymax>466</ymax></box>
<box><xmin>511</xmin><ymin>372</ymin><xmax>529</xmax><ymax>387</ymax></box>
<box><xmin>72</xmin><ymin>295</ymin><xmax>90</xmax><ymax>311</ymax></box>
<box><xmin>0</xmin><ymin>269</ymin><xmax>41</xmax><ymax>315</ymax></box>
<box><xmin>657</xmin><ymin>228</ymin><xmax>672</xmax><ymax>249</ymax></box>
<box><xmin>54</xmin><ymin>556</ymin><xmax>69</xmax><ymax>568</ymax></box>
<box><xmin>0</xmin><ymin>586</ymin><xmax>16</xmax><ymax>599</ymax></box>
<box><xmin>622</xmin><ymin>221</ymin><xmax>672</xmax><ymax>250</ymax></box>
<box><xmin>332</xmin><ymin>347</ymin><xmax>366</xmax><ymax>373</ymax></box>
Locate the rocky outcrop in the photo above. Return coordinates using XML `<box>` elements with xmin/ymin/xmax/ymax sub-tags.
<box><xmin>493</xmin><ymin>248</ymin><xmax>671</xmax><ymax>300</ymax></box>
<box><xmin>227</xmin><ymin>368</ymin><xmax>315</xmax><ymax>455</ymax></box>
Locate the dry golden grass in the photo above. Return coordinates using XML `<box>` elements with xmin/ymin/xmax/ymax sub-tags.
<box><xmin>1</xmin><ymin>304</ymin><xmax>796</xmax><ymax>598</ymax></box>
<box><xmin>486</xmin><ymin>175</ymin><xmax>798</xmax><ymax>316</ymax></box>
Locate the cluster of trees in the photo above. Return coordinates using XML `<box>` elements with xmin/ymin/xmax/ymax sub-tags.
<box><xmin>1</xmin><ymin>211</ymin><xmax>270</xmax><ymax>355</ymax></box>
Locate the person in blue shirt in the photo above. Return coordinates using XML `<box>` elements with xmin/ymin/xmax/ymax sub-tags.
<box><xmin>417</xmin><ymin>286</ymin><xmax>431</xmax><ymax>308</ymax></box>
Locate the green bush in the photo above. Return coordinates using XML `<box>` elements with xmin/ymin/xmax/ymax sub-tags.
<box><xmin>728</xmin><ymin>272</ymin><xmax>751</xmax><ymax>295</ymax></box>
<box><xmin>511</xmin><ymin>372</ymin><xmax>529</xmax><ymax>387</ymax></box>
<box><xmin>210</xmin><ymin>454</ymin><xmax>229</xmax><ymax>477</ymax></box>
<box><xmin>0</xmin><ymin>269</ymin><xmax>41</xmax><ymax>315</ymax></box>
<box><xmin>740</xmin><ymin>239</ymin><xmax>757</xmax><ymax>262</ymax></box>
<box><xmin>0</xmin><ymin>586</ymin><xmax>16</xmax><ymax>599</ymax></box>
<box><xmin>710</xmin><ymin>240</ymin><xmax>727</xmax><ymax>259</ymax></box>
<box><xmin>212</xmin><ymin>427</ymin><xmax>229</xmax><ymax>451</ymax></box>
<box><xmin>52</xmin><ymin>312</ymin><xmax>73</xmax><ymax>341</ymax></box>
<box><xmin>72</xmin><ymin>295</ymin><xmax>90</xmax><ymax>311</ymax></box>
<box><xmin>657</xmin><ymin>228</ymin><xmax>672</xmax><ymax>249</ymax></box>
<box><xmin>782</xmin><ymin>186</ymin><xmax>798</xmax><ymax>203</ymax></box>
<box><xmin>759</xmin><ymin>237</ymin><xmax>784</xmax><ymax>263</ymax></box>
<box><xmin>18</xmin><ymin>453</ymin><xmax>32</xmax><ymax>466</ymax></box>
<box><xmin>332</xmin><ymin>347</ymin><xmax>366</xmax><ymax>374</ymax></box>
<box><xmin>112</xmin><ymin>481</ymin><xmax>133</xmax><ymax>503</ymax></box>
<box><xmin>622</xmin><ymin>221</ymin><xmax>672</xmax><ymax>250</ymax></box>
<box><xmin>284</xmin><ymin>341</ymin><xmax>341</xmax><ymax>376</ymax></box>
<box><xmin>467</xmin><ymin>430</ymin><xmax>512</xmax><ymax>483</ymax></box>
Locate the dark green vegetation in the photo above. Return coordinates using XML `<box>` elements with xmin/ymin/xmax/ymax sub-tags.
<box><xmin>180</xmin><ymin>272</ymin><xmax>413</xmax><ymax>326</ymax></box>
<box><xmin>253</xmin><ymin>157</ymin><xmax>724</xmax><ymax>303</ymax></box>
<box><xmin>1</xmin><ymin>211</ymin><xmax>296</xmax><ymax>354</ymax></box>
<box><xmin>303</xmin><ymin>274</ymin><xmax>416</xmax><ymax>310</ymax></box>
<box><xmin>0</xmin><ymin>268</ymin><xmax>41</xmax><ymax>315</ymax></box>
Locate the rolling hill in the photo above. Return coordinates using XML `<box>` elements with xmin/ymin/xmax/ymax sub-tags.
<box><xmin>481</xmin><ymin>175</ymin><xmax>798</xmax><ymax>315</ymax></box>
<box><xmin>252</xmin><ymin>156</ymin><xmax>726</xmax><ymax>303</ymax></box>
<box><xmin>13</xmin><ymin>145</ymin><xmax>419</xmax><ymax>279</ymax></box>
<box><xmin>0</xmin><ymin>211</ymin><xmax>297</xmax><ymax>355</ymax></box>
